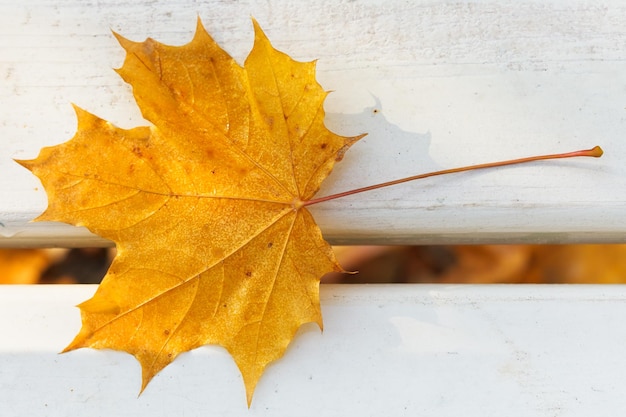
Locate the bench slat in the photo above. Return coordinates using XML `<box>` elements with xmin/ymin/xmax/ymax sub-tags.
<box><xmin>1</xmin><ymin>284</ymin><xmax>625</xmax><ymax>416</ymax></box>
<box><xmin>2</xmin><ymin>0</ymin><xmax>626</xmax><ymax>246</ymax></box>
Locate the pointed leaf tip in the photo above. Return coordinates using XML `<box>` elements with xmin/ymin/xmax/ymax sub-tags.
<box><xmin>251</xmin><ymin>17</ymin><xmax>268</xmax><ymax>41</ymax></box>
<box><xmin>194</xmin><ymin>16</ymin><xmax>210</xmax><ymax>39</ymax></box>
<box><xmin>14</xmin><ymin>158</ymin><xmax>33</xmax><ymax>171</ymax></box>
<box><xmin>111</xmin><ymin>29</ymin><xmax>133</xmax><ymax>50</ymax></box>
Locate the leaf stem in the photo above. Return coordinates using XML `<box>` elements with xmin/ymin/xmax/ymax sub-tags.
<box><xmin>302</xmin><ymin>146</ymin><xmax>603</xmax><ymax>207</ymax></box>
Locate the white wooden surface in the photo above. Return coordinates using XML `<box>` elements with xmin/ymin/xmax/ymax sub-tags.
<box><xmin>2</xmin><ymin>0</ymin><xmax>625</xmax><ymax>246</ymax></box>
<box><xmin>0</xmin><ymin>284</ymin><xmax>624</xmax><ymax>416</ymax></box>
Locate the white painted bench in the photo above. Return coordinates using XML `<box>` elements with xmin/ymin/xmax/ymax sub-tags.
<box><xmin>2</xmin><ymin>1</ymin><xmax>626</xmax><ymax>415</ymax></box>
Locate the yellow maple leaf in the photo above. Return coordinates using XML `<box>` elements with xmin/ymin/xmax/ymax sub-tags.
<box><xmin>18</xmin><ymin>19</ymin><xmax>363</xmax><ymax>405</ymax></box>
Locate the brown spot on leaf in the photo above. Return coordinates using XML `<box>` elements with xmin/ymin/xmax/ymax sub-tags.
<box><xmin>132</xmin><ymin>146</ymin><xmax>143</xmax><ymax>157</ymax></box>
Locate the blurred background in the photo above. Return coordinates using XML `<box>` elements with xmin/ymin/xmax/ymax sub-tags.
<box><xmin>2</xmin><ymin>244</ymin><xmax>626</xmax><ymax>284</ymax></box>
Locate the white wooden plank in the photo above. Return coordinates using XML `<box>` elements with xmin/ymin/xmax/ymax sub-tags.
<box><xmin>1</xmin><ymin>284</ymin><xmax>625</xmax><ymax>416</ymax></box>
<box><xmin>2</xmin><ymin>0</ymin><xmax>625</xmax><ymax>246</ymax></box>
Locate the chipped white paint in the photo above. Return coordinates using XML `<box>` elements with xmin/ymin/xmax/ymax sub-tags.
<box><xmin>1</xmin><ymin>0</ymin><xmax>625</xmax><ymax>246</ymax></box>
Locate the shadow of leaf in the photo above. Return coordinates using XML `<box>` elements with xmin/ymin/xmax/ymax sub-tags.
<box><xmin>321</xmin><ymin>95</ymin><xmax>439</xmax><ymax>198</ymax></box>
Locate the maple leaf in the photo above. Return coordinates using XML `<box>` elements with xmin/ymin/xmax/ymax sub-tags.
<box><xmin>18</xmin><ymin>19</ymin><xmax>363</xmax><ymax>404</ymax></box>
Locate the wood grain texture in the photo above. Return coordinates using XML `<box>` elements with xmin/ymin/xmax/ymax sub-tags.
<box><xmin>2</xmin><ymin>0</ymin><xmax>625</xmax><ymax>246</ymax></box>
<box><xmin>2</xmin><ymin>284</ymin><xmax>626</xmax><ymax>416</ymax></box>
